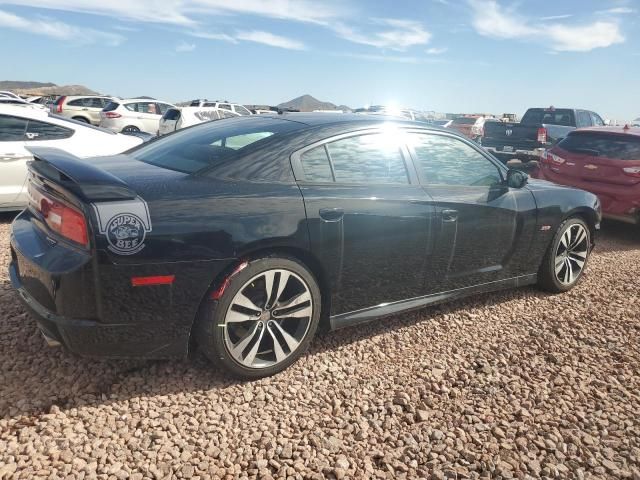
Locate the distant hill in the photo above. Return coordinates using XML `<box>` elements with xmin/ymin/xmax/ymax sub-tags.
<box><xmin>1</xmin><ymin>80</ymin><xmax>98</xmax><ymax>96</ymax></box>
<box><xmin>277</xmin><ymin>94</ymin><xmax>350</xmax><ymax>112</ymax></box>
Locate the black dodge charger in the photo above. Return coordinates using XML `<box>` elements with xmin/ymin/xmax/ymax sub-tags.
<box><xmin>9</xmin><ymin>114</ymin><xmax>601</xmax><ymax>378</ymax></box>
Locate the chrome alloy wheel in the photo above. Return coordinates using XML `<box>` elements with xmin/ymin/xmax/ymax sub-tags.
<box><xmin>223</xmin><ymin>269</ymin><xmax>313</xmax><ymax>369</ymax></box>
<box><xmin>554</xmin><ymin>223</ymin><xmax>589</xmax><ymax>285</ymax></box>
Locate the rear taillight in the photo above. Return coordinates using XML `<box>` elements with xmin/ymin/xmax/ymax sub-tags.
<box><xmin>623</xmin><ymin>166</ymin><xmax>640</xmax><ymax>178</ymax></box>
<box><xmin>537</xmin><ymin>127</ymin><xmax>547</xmax><ymax>144</ymax></box>
<box><xmin>56</xmin><ymin>96</ymin><xmax>66</xmax><ymax>114</ymax></box>
<box><xmin>104</xmin><ymin>112</ymin><xmax>121</xmax><ymax>118</ymax></box>
<box><xmin>541</xmin><ymin>150</ymin><xmax>564</xmax><ymax>165</ymax></box>
<box><xmin>29</xmin><ymin>185</ymin><xmax>88</xmax><ymax>246</ymax></box>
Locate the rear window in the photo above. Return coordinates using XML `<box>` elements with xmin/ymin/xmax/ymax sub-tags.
<box><xmin>558</xmin><ymin>132</ymin><xmax>640</xmax><ymax>160</ymax></box>
<box><xmin>103</xmin><ymin>101</ymin><xmax>120</xmax><ymax>112</ymax></box>
<box><xmin>453</xmin><ymin>117</ymin><xmax>477</xmax><ymax>125</ymax></box>
<box><xmin>521</xmin><ymin>109</ymin><xmax>575</xmax><ymax>126</ymax></box>
<box><xmin>163</xmin><ymin>109</ymin><xmax>181</xmax><ymax>121</ymax></box>
<box><xmin>130</xmin><ymin>117</ymin><xmax>302</xmax><ymax>174</ymax></box>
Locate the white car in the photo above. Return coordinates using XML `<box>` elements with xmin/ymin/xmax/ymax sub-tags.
<box><xmin>0</xmin><ymin>91</ymin><xmax>22</xmax><ymax>100</ymax></box>
<box><xmin>158</xmin><ymin>107</ymin><xmax>240</xmax><ymax>136</ymax></box>
<box><xmin>188</xmin><ymin>99</ymin><xmax>252</xmax><ymax>116</ymax></box>
<box><xmin>0</xmin><ymin>105</ymin><xmax>143</xmax><ymax>212</ymax></box>
<box><xmin>0</xmin><ymin>97</ymin><xmax>46</xmax><ymax>110</ymax></box>
<box><xmin>99</xmin><ymin>98</ymin><xmax>175</xmax><ymax>134</ymax></box>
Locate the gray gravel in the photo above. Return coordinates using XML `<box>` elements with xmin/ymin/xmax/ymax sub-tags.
<box><xmin>0</xmin><ymin>213</ymin><xmax>639</xmax><ymax>479</ymax></box>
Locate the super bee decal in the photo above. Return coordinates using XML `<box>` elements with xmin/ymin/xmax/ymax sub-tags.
<box><xmin>92</xmin><ymin>198</ymin><xmax>152</xmax><ymax>255</ymax></box>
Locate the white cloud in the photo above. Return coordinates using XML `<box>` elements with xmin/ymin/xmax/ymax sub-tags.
<box><xmin>426</xmin><ymin>47</ymin><xmax>448</xmax><ymax>55</ymax></box>
<box><xmin>189</xmin><ymin>30</ymin><xmax>236</xmax><ymax>43</ymax></box>
<box><xmin>547</xmin><ymin>22</ymin><xmax>625</xmax><ymax>52</ymax></box>
<box><xmin>235</xmin><ymin>30</ymin><xmax>306</xmax><ymax>50</ymax></box>
<box><xmin>194</xmin><ymin>0</ymin><xmax>347</xmax><ymax>25</ymax></box>
<box><xmin>0</xmin><ymin>0</ymin><xmax>346</xmax><ymax>25</ymax></box>
<box><xmin>468</xmin><ymin>0</ymin><xmax>624</xmax><ymax>52</ymax></box>
<box><xmin>0</xmin><ymin>0</ymin><xmax>195</xmax><ymax>25</ymax></box>
<box><xmin>333</xmin><ymin>19</ymin><xmax>431</xmax><ymax>51</ymax></box>
<box><xmin>469</xmin><ymin>0</ymin><xmax>536</xmax><ymax>39</ymax></box>
<box><xmin>540</xmin><ymin>14</ymin><xmax>573</xmax><ymax>21</ymax></box>
<box><xmin>175</xmin><ymin>40</ymin><xmax>196</xmax><ymax>52</ymax></box>
<box><xmin>596</xmin><ymin>7</ymin><xmax>635</xmax><ymax>15</ymax></box>
<box><xmin>0</xmin><ymin>9</ymin><xmax>124</xmax><ymax>45</ymax></box>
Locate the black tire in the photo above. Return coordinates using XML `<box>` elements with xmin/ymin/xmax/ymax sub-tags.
<box><xmin>196</xmin><ymin>256</ymin><xmax>321</xmax><ymax>379</ymax></box>
<box><xmin>122</xmin><ymin>125</ymin><xmax>140</xmax><ymax>133</ymax></box>
<box><xmin>538</xmin><ymin>216</ymin><xmax>591</xmax><ymax>293</ymax></box>
<box><xmin>71</xmin><ymin>116</ymin><xmax>90</xmax><ymax>123</ymax></box>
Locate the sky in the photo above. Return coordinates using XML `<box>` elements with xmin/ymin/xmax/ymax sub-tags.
<box><xmin>0</xmin><ymin>0</ymin><xmax>638</xmax><ymax>120</ymax></box>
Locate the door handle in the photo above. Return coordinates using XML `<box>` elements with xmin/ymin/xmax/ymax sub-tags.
<box><xmin>441</xmin><ymin>209</ymin><xmax>458</xmax><ymax>222</ymax></box>
<box><xmin>319</xmin><ymin>207</ymin><xmax>344</xmax><ymax>222</ymax></box>
<box><xmin>82</xmin><ymin>108</ymin><xmax>89</xmax><ymax>111</ymax></box>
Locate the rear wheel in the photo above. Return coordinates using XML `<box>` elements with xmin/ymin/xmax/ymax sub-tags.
<box><xmin>122</xmin><ymin>125</ymin><xmax>140</xmax><ymax>133</ymax></box>
<box><xmin>71</xmin><ymin>116</ymin><xmax>89</xmax><ymax>123</ymax></box>
<box><xmin>196</xmin><ymin>256</ymin><xmax>321</xmax><ymax>379</ymax></box>
<box><xmin>538</xmin><ymin>217</ymin><xmax>591</xmax><ymax>292</ymax></box>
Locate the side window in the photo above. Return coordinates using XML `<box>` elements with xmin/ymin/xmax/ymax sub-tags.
<box><xmin>409</xmin><ymin>133</ymin><xmax>502</xmax><ymax>186</ymax></box>
<box><xmin>66</xmin><ymin>98</ymin><xmax>85</xmax><ymax>107</ymax></box>
<box><xmin>221</xmin><ymin>110</ymin><xmax>238</xmax><ymax>118</ymax></box>
<box><xmin>326</xmin><ymin>133</ymin><xmax>409</xmax><ymax>184</ymax></box>
<box><xmin>219</xmin><ymin>104</ymin><xmax>232</xmax><ymax>111</ymax></box>
<box><xmin>0</xmin><ymin>115</ymin><xmax>28</xmax><ymax>141</ymax></box>
<box><xmin>300</xmin><ymin>145</ymin><xmax>333</xmax><ymax>182</ymax></box>
<box><xmin>86</xmin><ymin>98</ymin><xmax>103</xmax><ymax>108</ymax></box>
<box><xmin>577</xmin><ymin>111</ymin><xmax>592</xmax><ymax>128</ymax></box>
<box><xmin>125</xmin><ymin>103</ymin><xmax>139</xmax><ymax>112</ymax></box>
<box><xmin>590</xmin><ymin>112</ymin><xmax>604</xmax><ymax>126</ymax></box>
<box><xmin>157</xmin><ymin>103</ymin><xmax>171</xmax><ymax>115</ymax></box>
<box><xmin>234</xmin><ymin>105</ymin><xmax>252</xmax><ymax>116</ymax></box>
<box><xmin>25</xmin><ymin>120</ymin><xmax>73</xmax><ymax>141</ymax></box>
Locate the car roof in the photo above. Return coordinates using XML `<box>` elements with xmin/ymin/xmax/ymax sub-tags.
<box><xmin>266</xmin><ymin>112</ymin><xmax>429</xmax><ymax>128</ymax></box>
<box><xmin>573</xmin><ymin>126</ymin><xmax>640</xmax><ymax>138</ymax></box>
<box><xmin>0</xmin><ymin>104</ymin><xmax>49</xmax><ymax>118</ymax></box>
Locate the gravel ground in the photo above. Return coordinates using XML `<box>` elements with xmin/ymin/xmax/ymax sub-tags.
<box><xmin>0</xmin><ymin>213</ymin><xmax>639</xmax><ymax>480</ymax></box>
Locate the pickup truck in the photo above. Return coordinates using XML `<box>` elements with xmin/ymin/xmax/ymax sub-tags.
<box><xmin>482</xmin><ymin>107</ymin><xmax>606</xmax><ymax>162</ymax></box>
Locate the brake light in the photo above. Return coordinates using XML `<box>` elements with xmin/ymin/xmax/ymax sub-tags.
<box><xmin>29</xmin><ymin>185</ymin><xmax>88</xmax><ymax>246</ymax></box>
<box><xmin>56</xmin><ymin>96</ymin><xmax>66</xmax><ymax>114</ymax></box>
<box><xmin>623</xmin><ymin>166</ymin><xmax>640</xmax><ymax>178</ymax></box>
<box><xmin>537</xmin><ymin>127</ymin><xmax>548</xmax><ymax>144</ymax></box>
<box><xmin>104</xmin><ymin>111</ymin><xmax>121</xmax><ymax>118</ymax></box>
<box><xmin>541</xmin><ymin>150</ymin><xmax>564</xmax><ymax>165</ymax></box>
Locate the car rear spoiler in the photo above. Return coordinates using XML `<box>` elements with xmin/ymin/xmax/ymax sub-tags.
<box><xmin>27</xmin><ymin>147</ymin><xmax>137</xmax><ymax>202</ymax></box>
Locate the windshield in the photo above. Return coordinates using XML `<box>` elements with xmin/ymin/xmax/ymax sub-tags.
<box><xmin>130</xmin><ymin>117</ymin><xmax>302</xmax><ymax>173</ymax></box>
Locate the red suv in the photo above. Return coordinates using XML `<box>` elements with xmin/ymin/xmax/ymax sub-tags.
<box><xmin>536</xmin><ymin>126</ymin><xmax>640</xmax><ymax>224</ymax></box>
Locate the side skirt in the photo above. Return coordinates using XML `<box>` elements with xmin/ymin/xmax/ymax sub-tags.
<box><xmin>329</xmin><ymin>273</ymin><xmax>537</xmax><ymax>330</ymax></box>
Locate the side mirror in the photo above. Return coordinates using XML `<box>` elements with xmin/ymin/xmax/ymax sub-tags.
<box><xmin>506</xmin><ymin>169</ymin><xmax>528</xmax><ymax>189</ymax></box>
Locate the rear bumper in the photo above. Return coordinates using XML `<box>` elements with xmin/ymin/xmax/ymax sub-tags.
<box><xmin>9</xmin><ymin>210</ymin><xmax>202</xmax><ymax>359</ymax></box>
<box><xmin>484</xmin><ymin>146</ymin><xmax>545</xmax><ymax>161</ymax></box>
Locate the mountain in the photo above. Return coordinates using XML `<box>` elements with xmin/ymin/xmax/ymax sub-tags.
<box><xmin>0</xmin><ymin>80</ymin><xmax>98</xmax><ymax>96</ymax></box>
<box><xmin>277</xmin><ymin>94</ymin><xmax>350</xmax><ymax>112</ymax></box>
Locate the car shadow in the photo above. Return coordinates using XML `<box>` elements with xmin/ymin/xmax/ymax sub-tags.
<box><xmin>0</xmin><ymin>275</ymin><xmax>541</xmax><ymax>421</ymax></box>
<box><xmin>594</xmin><ymin>220</ymin><xmax>639</xmax><ymax>253</ymax></box>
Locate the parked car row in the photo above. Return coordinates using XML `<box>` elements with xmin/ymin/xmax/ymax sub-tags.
<box><xmin>0</xmin><ymin>104</ymin><xmax>143</xmax><ymax>212</ymax></box>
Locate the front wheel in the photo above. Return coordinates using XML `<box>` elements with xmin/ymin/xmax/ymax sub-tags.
<box><xmin>196</xmin><ymin>256</ymin><xmax>321</xmax><ymax>379</ymax></box>
<box><xmin>538</xmin><ymin>217</ymin><xmax>591</xmax><ymax>292</ymax></box>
